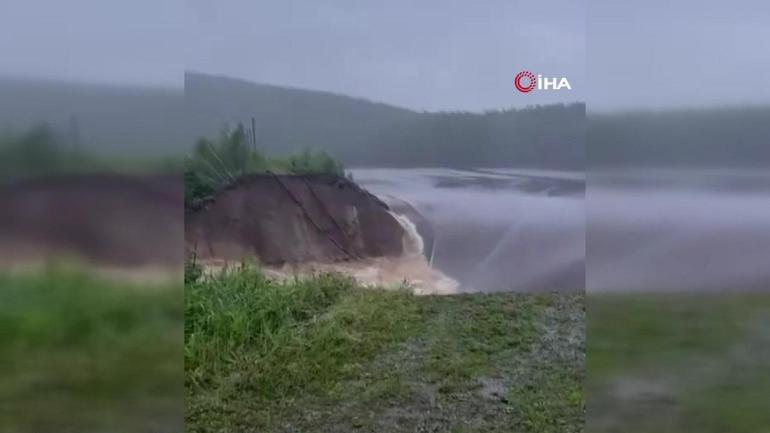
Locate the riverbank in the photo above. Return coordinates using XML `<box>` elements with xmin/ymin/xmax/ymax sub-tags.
<box><xmin>186</xmin><ymin>173</ymin><xmax>461</xmax><ymax>294</ymax></box>
<box><xmin>185</xmin><ymin>265</ymin><xmax>585</xmax><ymax>433</ymax></box>
<box><xmin>185</xmin><ymin>173</ymin><xmax>406</xmax><ymax>265</ymax></box>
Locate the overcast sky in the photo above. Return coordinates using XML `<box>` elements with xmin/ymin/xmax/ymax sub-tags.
<box><xmin>3</xmin><ymin>1</ymin><xmax>767</xmax><ymax>112</ymax></box>
<box><xmin>589</xmin><ymin>0</ymin><xmax>770</xmax><ymax>112</ymax></box>
<box><xmin>186</xmin><ymin>0</ymin><xmax>585</xmax><ymax>112</ymax></box>
<box><xmin>0</xmin><ymin>0</ymin><xmax>183</xmax><ymax>88</ymax></box>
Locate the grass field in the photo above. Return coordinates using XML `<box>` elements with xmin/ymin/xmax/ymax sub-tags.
<box><xmin>587</xmin><ymin>293</ymin><xmax>770</xmax><ymax>433</ymax></box>
<box><xmin>185</xmin><ymin>264</ymin><xmax>585</xmax><ymax>433</ymax></box>
<box><xmin>0</xmin><ymin>268</ymin><xmax>184</xmax><ymax>433</ymax></box>
<box><xmin>9</xmin><ymin>263</ymin><xmax>764</xmax><ymax>433</ymax></box>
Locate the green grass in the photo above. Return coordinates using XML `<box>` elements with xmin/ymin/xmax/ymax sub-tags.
<box><xmin>587</xmin><ymin>293</ymin><xmax>770</xmax><ymax>433</ymax></box>
<box><xmin>186</xmin><ymin>264</ymin><xmax>419</xmax><ymax>399</ymax></box>
<box><xmin>186</xmin><ymin>264</ymin><xmax>584</xmax><ymax>432</ymax></box>
<box><xmin>0</xmin><ymin>268</ymin><xmax>183</xmax><ymax>433</ymax></box>
<box><xmin>185</xmin><ymin>125</ymin><xmax>346</xmax><ymax>207</ymax></box>
<box><xmin>587</xmin><ymin>293</ymin><xmax>769</xmax><ymax>380</ymax></box>
<box><xmin>421</xmin><ymin>295</ymin><xmax>541</xmax><ymax>393</ymax></box>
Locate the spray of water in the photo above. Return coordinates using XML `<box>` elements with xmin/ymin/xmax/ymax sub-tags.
<box><xmin>388</xmin><ymin>210</ymin><xmax>424</xmax><ymax>257</ymax></box>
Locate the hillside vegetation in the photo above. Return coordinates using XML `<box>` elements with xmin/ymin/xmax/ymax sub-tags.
<box><xmin>0</xmin><ymin>77</ymin><xmax>185</xmax><ymax>158</ymax></box>
<box><xmin>8</xmin><ymin>75</ymin><xmax>766</xmax><ymax>170</ymax></box>
<box><xmin>0</xmin><ymin>123</ymin><xmax>182</xmax><ymax>179</ymax></box>
<box><xmin>184</xmin><ymin>124</ymin><xmax>345</xmax><ymax>207</ymax></box>
<box><xmin>186</xmin><ymin>264</ymin><xmax>585</xmax><ymax>433</ymax></box>
<box><xmin>589</xmin><ymin>106</ymin><xmax>770</xmax><ymax>167</ymax></box>
<box><xmin>186</xmin><ymin>72</ymin><xmax>585</xmax><ymax>170</ymax></box>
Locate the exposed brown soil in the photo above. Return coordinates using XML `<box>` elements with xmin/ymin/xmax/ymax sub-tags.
<box><xmin>185</xmin><ymin>174</ymin><xmax>407</xmax><ymax>265</ymax></box>
<box><xmin>0</xmin><ymin>173</ymin><xmax>183</xmax><ymax>268</ymax></box>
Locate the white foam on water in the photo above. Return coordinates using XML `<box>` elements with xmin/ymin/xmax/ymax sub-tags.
<box><xmin>387</xmin><ymin>210</ymin><xmax>424</xmax><ymax>257</ymax></box>
<box><xmin>264</xmin><ymin>256</ymin><xmax>460</xmax><ymax>295</ymax></box>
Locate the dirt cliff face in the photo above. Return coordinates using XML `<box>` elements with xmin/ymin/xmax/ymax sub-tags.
<box><xmin>0</xmin><ymin>174</ymin><xmax>183</xmax><ymax>267</ymax></box>
<box><xmin>185</xmin><ymin>174</ymin><xmax>406</xmax><ymax>265</ymax></box>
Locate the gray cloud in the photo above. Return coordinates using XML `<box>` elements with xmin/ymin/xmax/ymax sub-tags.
<box><xmin>588</xmin><ymin>0</ymin><xmax>770</xmax><ymax>111</ymax></box>
<box><xmin>4</xmin><ymin>1</ymin><xmax>764</xmax><ymax>111</ymax></box>
<box><xmin>0</xmin><ymin>0</ymin><xmax>183</xmax><ymax>87</ymax></box>
<box><xmin>186</xmin><ymin>0</ymin><xmax>584</xmax><ymax>111</ymax></box>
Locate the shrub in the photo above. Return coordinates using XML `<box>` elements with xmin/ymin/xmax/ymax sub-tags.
<box><xmin>184</xmin><ymin>124</ymin><xmax>345</xmax><ymax>207</ymax></box>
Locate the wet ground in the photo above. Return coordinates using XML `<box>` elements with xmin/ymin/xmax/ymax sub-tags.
<box><xmin>587</xmin><ymin>293</ymin><xmax>770</xmax><ymax>433</ymax></box>
<box><xmin>187</xmin><ymin>291</ymin><xmax>585</xmax><ymax>433</ymax></box>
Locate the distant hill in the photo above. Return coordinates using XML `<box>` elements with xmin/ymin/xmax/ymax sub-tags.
<box><xmin>0</xmin><ymin>74</ymin><xmax>587</xmax><ymax>168</ymax></box>
<box><xmin>185</xmin><ymin>72</ymin><xmax>415</xmax><ymax>164</ymax></box>
<box><xmin>185</xmin><ymin>72</ymin><xmax>585</xmax><ymax>169</ymax></box>
<box><xmin>589</xmin><ymin>107</ymin><xmax>770</xmax><ymax>168</ymax></box>
<box><xmin>0</xmin><ymin>76</ymin><xmax>185</xmax><ymax>157</ymax></box>
<box><xmin>8</xmin><ymin>74</ymin><xmax>761</xmax><ymax>169</ymax></box>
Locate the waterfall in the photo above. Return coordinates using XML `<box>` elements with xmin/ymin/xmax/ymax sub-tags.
<box><xmin>388</xmin><ymin>211</ymin><xmax>425</xmax><ymax>257</ymax></box>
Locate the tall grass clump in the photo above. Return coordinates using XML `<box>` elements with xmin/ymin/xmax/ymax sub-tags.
<box><xmin>185</xmin><ymin>264</ymin><xmax>354</xmax><ymax>380</ymax></box>
<box><xmin>185</xmin><ymin>263</ymin><xmax>420</xmax><ymax>400</ymax></box>
<box><xmin>0</xmin><ymin>268</ymin><xmax>183</xmax><ymax>432</ymax></box>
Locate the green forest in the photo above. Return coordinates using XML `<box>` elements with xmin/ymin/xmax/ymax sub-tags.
<box><xmin>185</xmin><ymin>72</ymin><xmax>585</xmax><ymax>170</ymax></box>
<box><xmin>5</xmin><ymin>75</ymin><xmax>768</xmax><ymax>171</ymax></box>
<box><xmin>589</xmin><ymin>106</ymin><xmax>770</xmax><ymax>167</ymax></box>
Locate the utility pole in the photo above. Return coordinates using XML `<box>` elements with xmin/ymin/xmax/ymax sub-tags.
<box><xmin>251</xmin><ymin>117</ymin><xmax>257</xmax><ymax>152</ymax></box>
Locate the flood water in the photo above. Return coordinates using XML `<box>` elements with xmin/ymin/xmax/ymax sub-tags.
<box><xmin>351</xmin><ymin>168</ymin><xmax>585</xmax><ymax>292</ymax></box>
<box><xmin>588</xmin><ymin>168</ymin><xmax>770</xmax><ymax>292</ymax></box>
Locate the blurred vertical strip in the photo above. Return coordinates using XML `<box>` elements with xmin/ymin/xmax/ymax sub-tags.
<box><xmin>0</xmin><ymin>1</ymin><xmax>184</xmax><ymax>432</ymax></box>
<box><xmin>587</xmin><ymin>0</ymin><xmax>770</xmax><ymax>432</ymax></box>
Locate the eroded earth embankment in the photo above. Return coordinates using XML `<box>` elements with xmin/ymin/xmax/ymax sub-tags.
<box><xmin>0</xmin><ymin>173</ymin><xmax>183</xmax><ymax>273</ymax></box>
<box><xmin>186</xmin><ymin>174</ymin><xmax>458</xmax><ymax>294</ymax></box>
